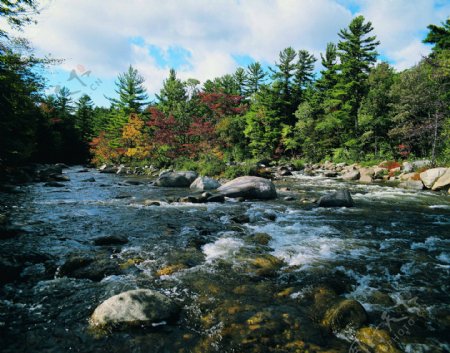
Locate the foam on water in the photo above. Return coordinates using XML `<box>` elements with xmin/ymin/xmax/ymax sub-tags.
<box><xmin>202</xmin><ymin>237</ymin><xmax>245</xmax><ymax>262</ymax></box>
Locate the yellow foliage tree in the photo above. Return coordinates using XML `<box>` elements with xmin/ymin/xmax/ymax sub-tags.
<box><xmin>121</xmin><ymin>114</ymin><xmax>149</xmax><ymax>161</ymax></box>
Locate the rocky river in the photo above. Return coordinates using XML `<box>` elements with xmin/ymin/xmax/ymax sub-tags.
<box><xmin>0</xmin><ymin>166</ymin><xmax>449</xmax><ymax>353</ymax></box>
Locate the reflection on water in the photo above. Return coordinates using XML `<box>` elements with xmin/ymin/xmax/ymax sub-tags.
<box><xmin>0</xmin><ymin>167</ymin><xmax>449</xmax><ymax>352</ymax></box>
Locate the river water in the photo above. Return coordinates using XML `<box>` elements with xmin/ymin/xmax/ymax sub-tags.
<box><xmin>0</xmin><ymin>167</ymin><xmax>449</xmax><ymax>353</ymax></box>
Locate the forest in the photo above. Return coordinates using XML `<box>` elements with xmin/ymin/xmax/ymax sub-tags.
<box><xmin>1</xmin><ymin>1</ymin><xmax>449</xmax><ymax>177</ymax></box>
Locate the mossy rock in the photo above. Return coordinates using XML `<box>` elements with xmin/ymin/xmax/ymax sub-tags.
<box><xmin>251</xmin><ymin>232</ymin><xmax>272</xmax><ymax>245</ymax></box>
<box><xmin>156</xmin><ymin>263</ymin><xmax>188</xmax><ymax>277</ymax></box>
<box><xmin>249</xmin><ymin>254</ymin><xmax>284</xmax><ymax>277</ymax></box>
<box><xmin>354</xmin><ymin>327</ymin><xmax>401</xmax><ymax>353</ymax></box>
<box><xmin>322</xmin><ymin>299</ymin><xmax>368</xmax><ymax>333</ymax></box>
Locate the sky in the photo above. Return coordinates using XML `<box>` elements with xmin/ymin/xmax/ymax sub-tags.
<box><xmin>15</xmin><ymin>0</ymin><xmax>450</xmax><ymax>106</ymax></box>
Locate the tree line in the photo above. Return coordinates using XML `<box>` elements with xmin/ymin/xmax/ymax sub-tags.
<box><xmin>1</xmin><ymin>2</ymin><xmax>449</xmax><ymax>175</ymax></box>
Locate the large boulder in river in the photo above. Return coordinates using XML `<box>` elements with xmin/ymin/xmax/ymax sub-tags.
<box><xmin>217</xmin><ymin>176</ymin><xmax>277</xmax><ymax>200</ymax></box>
<box><xmin>342</xmin><ymin>170</ymin><xmax>360</xmax><ymax>181</ymax></box>
<box><xmin>318</xmin><ymin>189</ymin><xmax>354</xmax><ymax>208</ymax></box>
<box><xmin>399</xmin><ymin>180</ymin><xmax>424</xmax><ymax>190</ymax></box>
<box><xmin>420</xmin><ymin>168</ymin><xmax>447</xmax><ymax>189</ymax></box>
<box><xmin>190</xmin><ymin>176</ymin><xmax>221</xmax><ymax>191</ymax></box>
<box><xmin>155</xmin><ymin>171</ymin><xmax>198</xmax><ymax>187</ymax></box>
<box><xmin>90</xmin><ymin>289</ymin><xmax>179</xmax><ymax>329</ymax></box>
<box><xmin>431</xmin><ymin>168</ymin><xmax>450</xmax><ymax>190</ymax></box>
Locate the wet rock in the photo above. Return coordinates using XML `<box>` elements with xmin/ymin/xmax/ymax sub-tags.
<box><xmin>114</xmin><ymin>193</ymin><xmax>132</xmax><ymax>199</ymax></box>
<box><xmin>323</xmin><ymin>171</ymin><xmax>338</xmax><ymax>177</ymax></box>
<box><xmin>99</xmin><ymin>165</ymin><xmax>119</xmax><ymax>173</ymax></box>
<box><xmin>179</xmin><ymin>195</ymin><xmax>202</xmax><ymax>203</ymax></box>
<box><xmin>90</xmin><ymin>289</ymin><xmax>179</xmax><ymax>329</ymax></box>
<box><xmin>251</xmin><ymin>233</ymin><xmax>272</xmax><ymax>246</ymax></box>
<box><xmin>155</xmin><ymin>171</ymin><xmax>198</xmax><ymax>187</ymax></box>
<box><xmin>77</xmin><ymin>168</ymin><xmax>90</xmax><ymax>173</ymax></box>
<box><xmin>143</xmin><ymin>199</ymin><xmax>161</xmax><ymax>206</ymax></box>
<box><xmin>431</xmin><ymin>168</ymin><xmax>450</xmax><ymax>190</ymax></box>
<box><xmin>231</xmin><ymin>214</ymin><xmax>250</xmax><ymax>224</ymax></box>
<box><xmin>342</xmin><ymin>170</ymin><xmax>360</xmax><ymax>181</ymax></box>
<box><xmin>190</xmin><ymin>176</ymin><xmax>221</xmax><ymax>191</ymax></box>
<box><xmin>359</xmin><ymin>168</ymin><xmax>374</xmax><ymax>183</ymax></box>
<box><xmin>82</xmin><ymin>177</ymin><xmax>96</xmax><ymax>182</ymax></box>
<box><xmin>354</xmin><ymin>327</ymin><xmax>401</xmax><ymax>353</ymax></box>
<box><xmin>206</xmin><ymin>194</ymin><xmax>225</xmax><ymax>203</ymax></box>
<box><xmin>156</xmin><ymin>264</ymin><xmax>188</xmax><ymax>277</ymax></box>
<box><xmin>420</xmin><ymin>168</ymin><xmax>447</xmax><ymax>188</ymax></box>
<box><xmin>93</xmin><ymin>235</ymin><xmax>128</xmax><ymax>246</ymax></box>
<box><xmin>322</xmin><ymin>299</ymin><xmax>368</xmax><ymax>333</ymax></box>
<box><xmin>398</xmin><ymin>180</ymin><xmax>424</xmax><ymax>190</ymax></box>
<box><xmin>217</xmin><ymin>176</ymin><xmax>277</xmax><ymax>200</ymax></box>
<box><xmin>0</xmin><ymin>257</ymin><xmax>22</xmax><ymax>283</ymax></box>
<box><xmin>283</xmin><ymin>196</ymin><xmax>295</xmax><ymax>201</ymax></box>
<box><xmin>44</xmin><ymin>181</ymin><xmax>65</xmax><ymax>187</ymax></box>
<box><xmin>248</xmin><ymin>254</ymin><xmax>284</xmax><ymax>277</ymax></box>
<box><xmin>124</xmin><ymin>180</ymin><xmax>143</xmax><ymax>185</ymax></box>
<box><xmin>58</xmin><ymin>254</ymin><xmax>120</xmax><ymax>281</ymax></box>
<box><xmin>317</xmin><ymin>189</ymin><xmax>354</xmax><ymax>208</ymax></box>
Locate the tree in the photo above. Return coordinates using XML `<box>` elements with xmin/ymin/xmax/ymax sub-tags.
<box><xmin>245</xmin><ymin>62</ymin><xmax>266</xmax><ymax>96</ymax></box>
<box><xmin>358</xmin><ymin>62</ymin><xmax>395</xmax><ymax>157</ymax></box>
<box><xmin>157</xmin><ymin>68</ymin><xmax>187</xmax><ymax>115</ymax></box>
<box><xmin>107</xmin><ymin>65</ymin><xmax>149</xmax><ymax>114</ymax></box>
<box><xmin>292</xmin><ymin>49</ymin><xmax>316</xmax><ymax>109</ymax></box>
<box><xmin>423</xmin><ymin>18</ymin><xmax>450</xmax><ymax>53</ymax></box>
<box><xmin>0</xmin><ymin>0</ymin><xmax>39</xmax><ymax>38</ymax></box>
<box><xmin>75</xmin><ymin>94</ymin><xmax>94</xmax><ymax>142</ymax></box>
<box><xmin>233</xmin><ymin>67</ymin><xmax>247</xmax><ymax>97</ymax></box>
<box><xmin>337</xmin><ymin>15</ymin><xmax>380</xmax><ymax>135</ymax></box>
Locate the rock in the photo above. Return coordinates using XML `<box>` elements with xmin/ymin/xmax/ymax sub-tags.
<box><xmin>190</xmin><ymin>176</ymin><xmax>221</xmax><ymax>191</ymax></box>
<box><xmin>323</xmin><ymin>171</ymin><xmax>338</xmax><ymax>177</ymax></box>
<box><xmin>342</xmin><ymin>170</ymin><xmax>360</xmax><ymax>181</ymax></box>
<box><xmin>0</xmin><ymin>213</ymin><xmax>8</xmax><ymax>226</ymax></box>
<box><xmin>0</xmin><ymin>257</ymin><xmax>22</xmax><ymax>283</ymax></box>
<box><xmin>399</xmin><ymin>172</ymin><xmax>419</xmax><ymax>181</ymax></box>
<box><xmin>359</xmin><ymin>168</ymin><xmax>374</xmax><ymax>184</ymax></box>
<box><xmin>251</xmin><ymin>233</ymin><xmax>272</xmax><ymax>246</ymax></box>
<box><xmin>354</xmin><ymin>327</ymin><xmax>401</xmax><ymax>353</ymax></box>
<box><xmin>93</xmin><ymin>235</ymin><xmax>128</xmax><ymax>246</ymax></box>
<box><xmin>249</xmin><ymin>254</ymin><xmax>284</xmax><ymax>277</ymax></box>
<box><xmin>143</xmin><ymin>200</ymin><xmax>161</xmax><ymax>206</ymax></box>
<box><xmin>431</xmin><ymin>168</ymin><xmax>450</xmax><ymax>190</ymax></box>
<box><xmin>317</xmin><ymin>189</ymin><xmax>354</xmax><ymax>208</ymax></box>
<box><xmin>373</xmin><ymin>166</ymin><xmax>387</xmax><ymax>179</ymax></box>
<box><xmin>44</xmin><ymin>182</ymin><xmax>65</xmax><ymax>187</ymax></box>
<box><xmin>412</xmin><ymin>159</ymin><xmax>431</xmax><ymax>170</ymax></box>
<box><xmin>402</xmin><ymin>161</ymin><xmax>413</xmax><ymax>173</ymax></box>
<box><xmin>322</xmin><ymin>299</ymin><xmax>368</xmax><ymax>333</ymax></box>
<box><xmin>398</xmin><ymin>180</ymin><xmax>424</xmax><ymax>190</ymax></box>
<box><xmin>124</xmin><ymin>180</ymin><xmax>143</xmax><ymax>185</ymax></box>
<box><xmin>58</xmin><ymin>254</ymin><xmax>119</xmax><ymax>281</ymax></box>
<box><xmin>77</xmin><ymin>168</ymin><xmax>90</xmax><ymax>173</ymax></box>
<box><xmin>206</xmin><ymin>194</ymin><xmax>225</xmax><ymax>203</ymax></box>
<box><xmin>231</xmin><ymin>214</ymin><xmax>250</xmax><ymax>224</ymax></box>
<box><xmin>90</xmin><ymin>289</ymin><xmax>178</xmax><ymax>329</ymax></box>
<box><xmin>179</xmin><ymin>196</ymin><xmax>202</xmax><ymax>203</ymax></box>
<box><xmin>217</xmin><ymin>176</ymin><xmax>277</xmax><ymax>200</ymax></box>
<box><xmin>420</xmin><ymin>168</ymin><xmax>447</xmax><ymax>188</ymax></box>
<box><xmin>155</xmin><ymin>171</ymin><xmax>198</xmax><ymax>187</ymax></box>
<box><xmin>82</xmin><ymin>177</ymin><xmax>96</xmax><ymax>182</ymax></box>
<box><xmin>283</xmin><ymin>196</ymin><xmax>295</xmax><ymax>201</ymax></box>
<box><xmin>99</xmin><ymin>165</ymin><xmax>119</xmax><ymax>174</ymax></box>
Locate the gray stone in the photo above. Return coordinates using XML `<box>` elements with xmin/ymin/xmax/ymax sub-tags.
<box><xmin>412</xmin><ymin>160</ymin><xmax>431</xmax><ymax>170</ymax></box>
<box><xmin>420</xmin><ymin>168</ymin><xmax>447</xmax><ymax>189</ymax></box>
<box><xmin>99</xmin><ymin>165</ymin><xmax>119</xmax><ymax>174</ymax></box>
<box><xmin>217</xmin><ymin>176</ymin><xmax>277</xmax><ymax>200</ymax></box>
<box><xmin>190</xmin><ymin>176</ymin><xmax>221</xmax><ymax>191</ymax></box>
<box><xmin>402</xmin><ymin>162</ymin><xmax>413</xmax><ymax>173</ymax></box>
<box><xmin>318</xmin><ymin>189</ymin><xmax>354</xmax><ymax>208</ymax></box>
<box><xmin>399</xmin><ymin>180</ymin><xmax>424</xmax><ymax>190</ymax></box>
<box><xmin>342</xmin><ymin>170</ymin><xmax>360</xmax><ymax>181</ymax></box>
<box><xmin>90</xmin><ymin>289</ymin><xmax>178</xmax><ymax>329</ymax></box>
<box><xmin>155</xmin><ymin>171</ymin><xmax>198</xmax><ymax>187</ymax></box>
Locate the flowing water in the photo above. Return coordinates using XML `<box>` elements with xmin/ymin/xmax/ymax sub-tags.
<box><xmin>0</xmin><ymin>167</ymin><xmax>449</xmax><ymax>353</ymax></box>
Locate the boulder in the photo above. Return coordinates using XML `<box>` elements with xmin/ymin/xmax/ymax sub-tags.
<box><xmin>155</xmin><ymin>171</ymin><xmax>198</xmax><ymax>187</ymax></box>
<box><xmin>190</xmin><ymin>176</ymin><xmax>221</xmax><ymax>191</ymax></box>
<box><xmin>420</xmin><ymin>168</ymin><xmax>447</xmax><ymax>189</ymax></box>
<box><xmin>399</xmin><ymin>172</ymin><xmax>418</xmax><ymax>181</ymax></box>
<box><xmin>322</xmin><ymin>299</ymin><xmax>368</xmax><ymax>333</ymax></box>
<box><xmin>323</xmin><ymin>171</ymin><xmax>338</xmax><ymax>178</ymax></box>
<box><xmin>93</xmin><ymin>235</ymin><xmax>128</xmax><ymax>246</ymax></box>
<box><xmin>342</xmin><ymin>170</ymin><xmax>360</xmax><ymax>181</ymax></box>
<box><xmin>217</xmin><ymin>176</ymin><xmax>277</xmax><ymax>200</ymax></box>
<box><xmin>90</xmin><ymin>289</ymin><xmax>178</xmax><ymax>329</ymax></box>
<box><xmin>402</xmin><ymin>161</ymin><xmax>413</xmax><ymax>173</ymax></box>
<box><xmin>99</xmin><ymin>165</ymin><xmax>119</xmax><ymax>174</ymax></box>
<box><xmin>398</xmin><ymin>180</ymin><xmax>424</xmax><ymax>190</ymax></box>
<box><xmin>58</xmin><ymin>254</ymin><xmax>119</xmax><ymax>281</ymax></box>
<box><xmin>373</xmin><ymin>166</ymin><xmax>387</xmax><ymax>179</ymax></box>
<box><xmin>354</xmin><ymin>327</ymin><xmax>401</xmax><ymax>353</ymax></box>
<box><xmin>317</xmin><ymin>189</ymin><xmax>354</xmax><ymax>208</ymax></box>
<box><xmin>431</xmin><ymin>168</ymin><xmax>450</xmax><ymax>190</ymax></box>
<box><xmin>359</xmin><ymin>168</ymin><xmax>374</xmax><ymax>183</ymax></box>
<box><xmin>412</xmin><ymin>159</ymin><xmax>431</xmax><ymax>169</ymax></box>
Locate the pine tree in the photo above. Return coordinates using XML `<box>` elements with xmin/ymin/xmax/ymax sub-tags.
<box><xmin>157</xmin><ymin>68</ymin><xmax>187</xmax><ymax>116</ymax></box>
<box><xmin>75</xmin><ymin>94</ymin><xmax>94</xmax><ymax>142</ymax></box>
<box><xmin>245</xmin><ymin>62</ymin><xmax>266</xmax><ymax>96</ymax></box>
<box><xmin>233</xmin><ymin>67</ymin><xmax>247</xmax><ymax>97</ymax></box>
<box><xmin>423</xmin><ymin>18</ymin><xmax>450</xmax><ymax>53</ymax></box>
<box><xmin>292</xmin><ymin>49</ymin><xmax>316</xmax><ymax>110</ymax></box>
<box><xmin>107</xmin><ymin>65</ymin><xmax>149</xmax><ymax>114</ymax></box>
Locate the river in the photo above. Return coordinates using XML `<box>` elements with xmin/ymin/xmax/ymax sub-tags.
<box><xmin>1</xmin><ymin>166</ymin><xmax>449</xmax><ymax>352</ymax></box>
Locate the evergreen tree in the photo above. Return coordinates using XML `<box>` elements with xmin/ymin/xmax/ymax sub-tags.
<box><xmin>233</xmin><ymin>67</ymin><xmax>247</xmax><ymax>97</ymax></box>
<box><xmin>107</xmin><ymin>65</ymin><xmax>149</xmax><ymax>114</ymax></box>
<box><xmin>423</xmin><ymin>18</ymin><xmax>450</xmax><ymax>53</ymax></box>
<box><xmin>336</xmin><ymin>15</ymin><xmax>380</xmax><ymax>135</ymax></box>
<box><xmin>75</xmin><ymin>94</ymin><xmax>95</xmax><ymax>142</ymax></box>
<box><xmin>157</xmin><ymin>68</ymin><xmax>187</xmax><ymax>116</ymax></box>
<box><xmin>292</xmin><ymin>49</ymin><xmax>316</xmax><ymax>109</ymax></box>
<box><xmin>245</xmin><ymin>62</ymin><xmax>266</xmax><ymax>95</ymax></box>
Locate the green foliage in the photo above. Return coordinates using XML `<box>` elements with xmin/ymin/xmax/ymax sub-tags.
<box><xmin>223</xmin><ymin>161</ymin><xmax>258</xmax><ymax>179</ymax></box>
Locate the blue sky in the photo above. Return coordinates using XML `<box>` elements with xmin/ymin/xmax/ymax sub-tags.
<box><xmin>19</xmin><ymin>0</ymin><xmax>450</xmax><ymax>106</ymax></box>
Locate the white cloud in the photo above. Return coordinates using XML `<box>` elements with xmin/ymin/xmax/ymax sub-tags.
<box><xmin>20</xmin><ymin>0</ymin><xmax>449</xmax><ymax>101</ymax></box>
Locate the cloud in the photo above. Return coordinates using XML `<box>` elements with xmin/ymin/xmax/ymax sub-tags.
<box><xmin>20</xmin><ymin>0</ymin><xmax>449</xmax><ymax>104</ymax></box>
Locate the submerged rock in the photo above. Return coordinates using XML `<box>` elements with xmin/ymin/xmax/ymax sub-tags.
<box><xmin>190</xmin><ymin>176</ymin><xmax>221</xmax><ymax>191</ymax></box>
<box><xmin>317</xmin><ymin>189</ymin><xmax>354</xmax><ymax>208</ymax></box>
<box><xmin>217</xmin><ymin>176</ymin><xmax>277</xmax><ymax>200</ymax></box>
<box><xmin>155</xmin><ymin>171</ymin><xmax>198</xmax><ymax>187</ymax></box>
<box><xmin>44</xmin><ymin>181</ymin><xmax>66</xmax><ymax>187</ymax></box>
<box><xmin>322</xmin><ymin>299</ymin><xmax>368</xmax><ymax>333</ymax></box>
<box><xmin>354</xmin><ymin>327</ymin><xmax>401</xmax><ymax>353</ymax></box>
<box><xmin>58</xmin><ymin>254</ymin><xmax>120</xmax><ymax>281</ymax></box>
<box><xmin>90</xmin><ymin>289</ymin><xmax>179</xmax><ymax>329</ymax></box>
